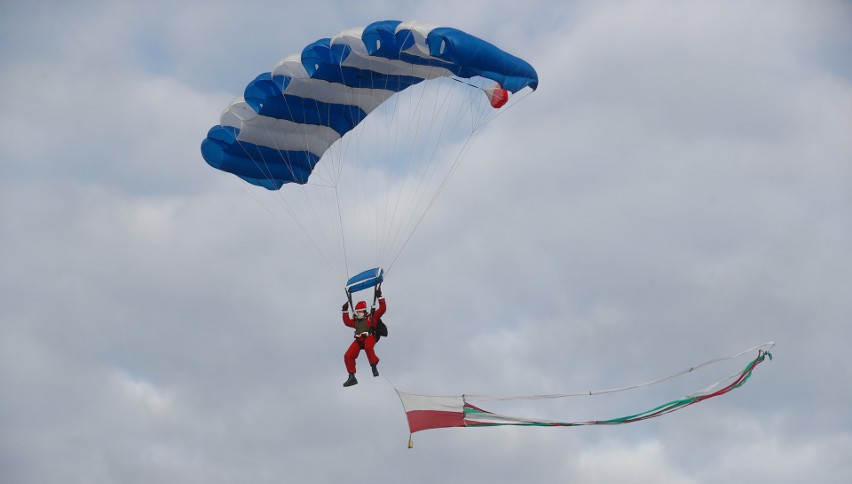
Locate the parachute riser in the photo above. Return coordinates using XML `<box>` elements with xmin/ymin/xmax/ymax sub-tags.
<box><xmin>345</xmin><ymin>288</ymin><xmax>354</xmax><ymax>317</ymax></box>
<box><xmin>371</xmin><ymin>282</ymin><xmax>381</xmax><ymax>314</ymax></box>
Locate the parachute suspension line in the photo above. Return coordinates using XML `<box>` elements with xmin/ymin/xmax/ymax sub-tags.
<box><xmin>376</xmin><ymin>60</ymin><xmax>443</xmax><ymax>268</ymax></box>
<box><xmin>339</xmin><ymin>59</ymin><xmax>402</xmax><ymax>281</ymax></box>
<box><xmin>230</xmin><ymin>137</ymin><xmax>340</xmax><ymax>276</ymax></box>
<box><xmin>377</xmin><ymin>76</ymin><xmax>407</xmax><ymax>267</ymax></box>
<box><xmin>385</xmin><ymin>106</ymin><xmax>484</xmax><ymax>276</ymax></box>
<box><xmin>323</xmin><ymin>57</ymin><xmax>389</xmax><ymax>281</ymax></box>
<box><xmin>384</xmin><ymin>78</ymin><xmax>509</xmax><ymax>276</ymax></box>
<box><xmin>375</xmin><ymin>85</ymin><xmax>393</xmax><ymax>268</ymax></box>
<box><xmin>338</xmin><ymin>64</ymin><xmax>362</xmax><ymax>282</ymax></box>
<box><xmin>242</xmin><ymin>86</ymin><xmax>349</xmax><ymax>281</ymax></box>
<box><xmin>258</xmin><ymin>108</ymin><xmax>347</xmax><ymax>280</ymax></box>
<box><xmin>365</xmin><ymin>67</ymin><xmax>387</xmax><ymax>273</ymax></box>
<box><xmin>265</xmin><ymin>98</ymin><xmax>336</xmax><ymax>273</ymax></box>
<box><xmin>373</xmin><ymin>66</ymin><xmax>398</xmax><ymax>270</ymax></box>
<box><xmin>379</xmin><ymin>75</ymin><xmax>439</xmax><ymax>268</ymax></box>
<box><xmin>321</xmin><ymin>90</ymin><xmax>349</xmax><ymax>282</ymax></box>
<box><xmin>311</xmin><ymin>57</ymin><xmax>379</xmax><ymax>283</ymax></box>
<box><xmin>382</xmin><ymin>74</ymin><xmax>484</xmax><ymax>272</ymax></box>
<box><xmin>392</xmin><ymin>78</ymin><xmax>473</xmax><ymax>254</ymax></box>
<box><xmin>334</xmin><ymin>184</ymin><xmax>350</xmax><ymax>280</ymax></box>
<box><xmin>376</xmin><ymin>72</ymin><xmax>414</xmax><ymax>266</ymax></box>
<box><xmin>356</xmin><ymin>67</ymin><xmax>419</xmax><ymax>270</ymax></box>
<box><xmin>375</xmin><ymin>87</ymin><xmax>390</xmax><ymax>267</ymax></box>
<box><xmin>235</xmin><ymin>182</ymin><xmax>339</xmax><ymax>277</ymax></box>
<box><xmin>359</xmin><ymin>68</ymin><xmax>494</xmax><ymax>273</ymax></box>
<box><xmin>391</xmin><ymin>79</ymin><xmax>443</xmax><ymax>262</ymax></box>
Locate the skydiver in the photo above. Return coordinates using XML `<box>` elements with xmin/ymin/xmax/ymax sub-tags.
<box><xmin>341</xmin><ymin>288</ymin><xmax>386</xmax><ymax>387</ymax></box>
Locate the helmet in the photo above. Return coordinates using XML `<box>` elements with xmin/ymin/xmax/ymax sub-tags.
<box><xmin>354</xmin><ymin>301</ymin><xmax>368</xmax><ymax>316</ymax></box>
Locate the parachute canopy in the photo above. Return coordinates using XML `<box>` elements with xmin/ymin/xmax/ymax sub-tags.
<box><xmin>201</xmin><ymin>20</ymin><xmax>538</xmax><ymax>190</ymax></box>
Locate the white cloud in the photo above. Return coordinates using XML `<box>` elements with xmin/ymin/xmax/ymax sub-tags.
<box><xmin>573</xmin><ymin>440</ymin><xmax>698</xmax><ymax>484</ymax></box>
<box><xmin>110</xmin><ymin>369</ymin><xmax>175</xmax><ymax>417</ymax></box>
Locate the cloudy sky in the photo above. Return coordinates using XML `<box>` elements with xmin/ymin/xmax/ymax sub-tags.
<box><xmin>2</xmin><ymin>0</ymin><xmax>851</xmax><ymax>482</ymax></box>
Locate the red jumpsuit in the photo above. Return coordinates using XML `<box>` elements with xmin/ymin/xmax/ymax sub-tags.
<box><xmin>343</xmin><ymin>297</ymin><xmax>386</xmax><ymax>374</ymax></box>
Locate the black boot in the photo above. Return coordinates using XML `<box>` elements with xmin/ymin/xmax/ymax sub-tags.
<box><xmin>371</xmin><ymin>364</ymin><xmax>379</xmax><ymax>377</ymax></box>
<box><xmin>343</xmin><ymin>373</ymin><xmax>358</xmax><ymax>387</ymax></box>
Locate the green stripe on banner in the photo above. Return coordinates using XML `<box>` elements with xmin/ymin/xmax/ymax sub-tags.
<box><xmin>460</xmin><ymin>350</ymin><xmax>771</xmax><ymax>428</ymax></box>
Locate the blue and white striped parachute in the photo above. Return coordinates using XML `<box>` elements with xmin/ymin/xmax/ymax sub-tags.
<box><xmin>201</xmin><ymin>20</ymin><xmax>538</xmax><ymax>283</ymax></box>
<box><xmin>202</xmin><ymin>20</ymin><xmax>537</xmax><ymax>190</ymax></box>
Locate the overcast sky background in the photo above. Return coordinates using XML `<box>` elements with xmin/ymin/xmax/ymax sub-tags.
<box><xmin>2</xmin><ymin>0</ymin><xmax>851</xmax><ymax>483</ymax></box>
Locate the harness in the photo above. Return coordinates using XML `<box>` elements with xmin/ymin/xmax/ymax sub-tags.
<box><xmin>353</xmin><ymin>315</ymin><xmax>371</xmax><ymax>338</ymax></box>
